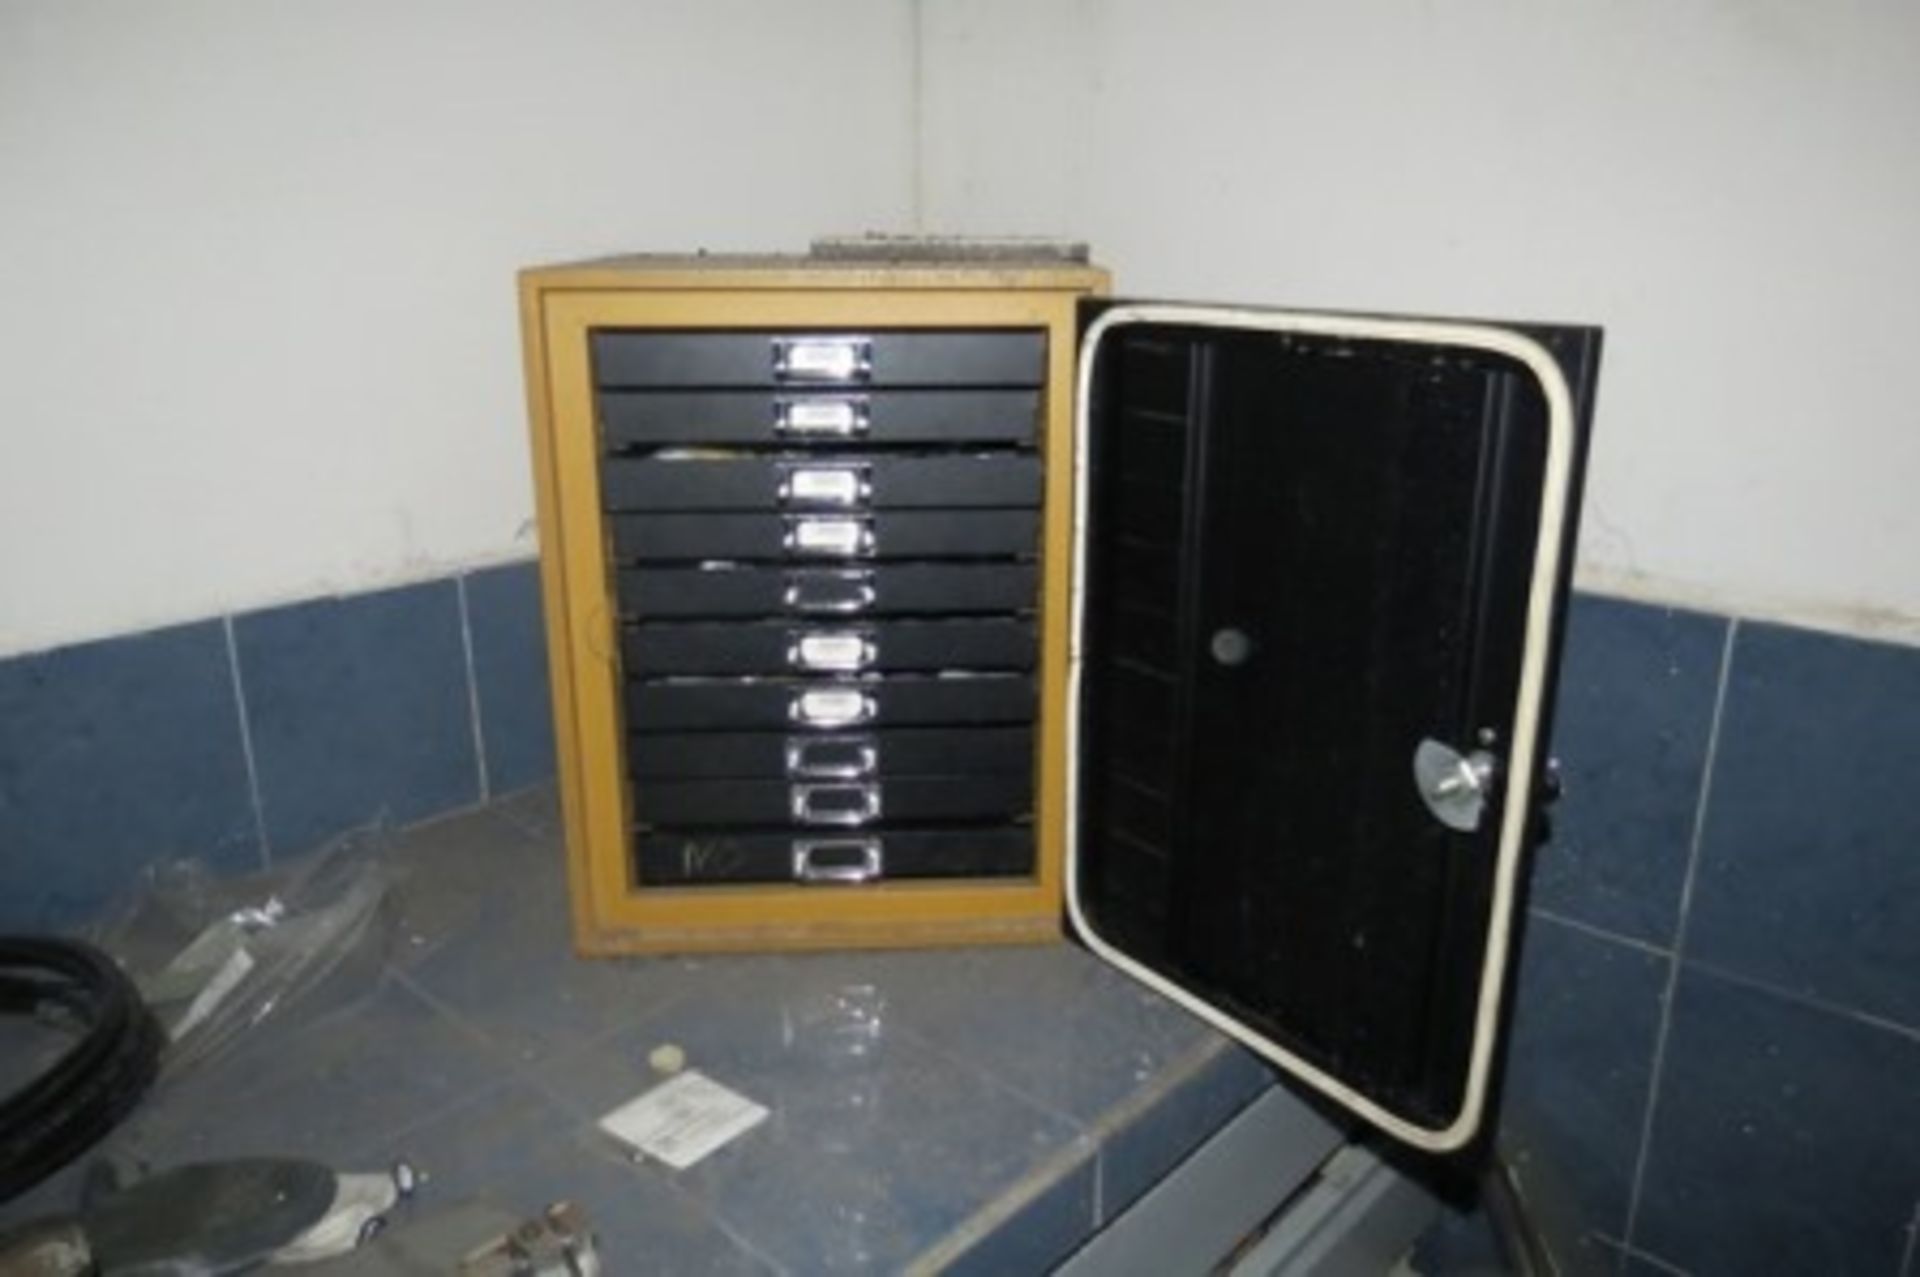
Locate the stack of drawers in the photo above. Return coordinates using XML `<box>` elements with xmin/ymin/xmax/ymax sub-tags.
<box><xmin>595</xmin><ymin>329</ymin><xmax>1048</xmax><ymax>888</ymax></box>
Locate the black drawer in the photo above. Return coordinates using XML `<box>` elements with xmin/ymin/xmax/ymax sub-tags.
<box><xmin>626</xmin><ymin>674</ymin><xmax>1035</xmax><ymax>732</ymax></box>
<box><xmin>623</xmin><ymin>619</ymin><xmax>1035</xmax><ymax>677</ymax></box>
<box><xmin>611</xmin><ymin>511</ymin><xmax>1040</xmax><ymax>562</ymax></box>
<box><xmin>592</xmin><ymin>331</ymin><xmax>1045</xmax><ymax>389</ymax></box>
<box><xmin>599</xmin><ymin>390</ymin><xmax>1039</xmax><ymax>448</ymax></box>
<box><xmin>635</xmin><ymin>826</ymin><xmax>1035</xmax><ymax>885</ymax></box>
<box><xmin>619</xmin><ymin>564</ymin><xmax>1039</xmax><ymax>620</ymax></box>
<box><xmin>628</xmin><ymin>727</ymin><xmax>1033</xmax><ymax>780</ymax></box>
<box><xmin>601</xmin><ymin>453</ymin><xmax>1041</xmax><ymax>513</ymax></box>
<box><xmin>637</xmin><ymin>773</ymin><xmax>1032</xmax><ymax>829</ymax></box>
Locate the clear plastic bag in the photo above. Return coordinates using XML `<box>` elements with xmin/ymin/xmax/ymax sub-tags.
<box><xmin>90</xmin><ymin>824</ymin><xmax>394</xmax><ymax>1084</ymax></box>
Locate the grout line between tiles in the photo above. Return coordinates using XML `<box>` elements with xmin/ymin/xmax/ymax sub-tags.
<box><xmin>702</xmin><ymin>1208</ymin><xmax>792</xmax><ymax>1277</ymax></box>
<box><xmin>885</xmin><ymin>1013</ymin><xmax>1094</xmax><ymax>1136</ymax></box>
<box><xmin>1593</xmin><ymin>1231</ymin><xmax>1694</xmax><ymax>1276</ymax></box>
<box><xmin>329</xmin><ymin>1023</ymin><xmax>797</xmax><ymax>1276</ymax></box>
<box><xmin>381</xmin><ymin>964</ymin><xmax>674</xmax><ymax>1139</ymax></box>
<box><xmin>385</xmin><ymin>965</ymin><xmax>523</xmax><ymax>1054</ymax></box>
<box><xmin>375</xmin><ymin>811</ymin><xmax>1221</xmax><ymax>1271</ymax></box>
<box><xmin>343</xmin><ymin>1066</ymin><xmax>525</xmax><ymax>1170</ymax></box>
<box><xmin>873</xmin><ymin>978</ymin><xmax>1250</xmax><ymax>1163</ymax></box>
<box><xmin>1073</xmin><ymin>1036</ymin><xmax>1241</xmax><ymax>1226</ymax></box>
<box><xmin>1681</xmin><ymin>958</ymin><xmax>1920</xmax><ymax>1046</ymax></box>
<box><xmin>1529</xmin><ymin>906</ymin><xmax>1675</xmax><ymax>960</ymax></box>
<box><xmin>1091</xmin><ymin>1148</ymin><xmax>1104</xmax><ymax>1231</ymax></box>
<box><xmin>223</xmin><ymin>614</ymin><xmax>272</xmax><ymax>868</ymax></box>
<box><xmin>455</xmin><ymin>573</ymin><xmax>491</xmax><ymax>804</ymax></box>
<box><xmin>390</xmin><ymin>963</ymin><xmax>793</xmax><ymax>1273</ymax></box>
<box><xmin>858</xmin><ymin>1015</ymin><xmax>1109</xmax><ymax>1264</ymax></box>
<box><xmin>1618</xmin><ymin>617</ymin><xmax>1738</xmax><ymax>1263</ymax></box>
<box><xmin>906</xmin><ymin>1132</ymin><xmax>1098</xmax><ymax>1275</ymax></box>
<box><xmin>388</xmin><ymin>962</ymin><xmax>693</xmax><ymax>1119</ymax></box>
<box><xmin>490</xmin><ymin>784</ymin><xmax>562</xmax><ymax>843</ymax></box>
<box><xmin>864</xmin><ymin>992</ymin><xmax>1269</xmax><ymax>1238</ymax></box>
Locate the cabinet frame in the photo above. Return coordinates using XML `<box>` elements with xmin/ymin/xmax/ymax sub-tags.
<box><xmin>519</xmin><ymin>259</ymin><xmax>1108</xmax><ymax>953</ymax></box>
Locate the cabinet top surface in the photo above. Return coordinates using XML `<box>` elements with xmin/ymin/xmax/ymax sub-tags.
<box><xmin>520</xmin><ymin>251</ymin><xmax>1110</xmax><ymax>293</ymax></box>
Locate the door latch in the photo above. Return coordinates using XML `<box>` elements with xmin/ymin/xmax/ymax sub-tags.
<box><xmin>1413</xmin><ymin>738</ymin><xmax>1500</xmax><ymax>833</ymax></box>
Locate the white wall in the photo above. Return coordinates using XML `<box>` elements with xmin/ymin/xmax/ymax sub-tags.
<box><xmin>9</xmin><ymin>2</ymin><xmax>1917</xmax><ymax>655</ymax></box>
<box><xmin>0</xmin><ymin>0</ymin><xmax>916</xmax><ymax>656</ymax></box>
<box><xmin>922</xmin><ymin>0</ymin><xmax>1920</xmax><ymax>639</ymax></box>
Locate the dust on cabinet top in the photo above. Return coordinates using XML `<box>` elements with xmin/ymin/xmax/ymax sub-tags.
<box><xmin>519</xmin><ymin>248</ymin><xmax>1110</xmax><ymax>295</ymax></box>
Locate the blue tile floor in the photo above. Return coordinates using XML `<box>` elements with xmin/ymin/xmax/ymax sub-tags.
<box><xmin>1</xmin><ymin>786</ymin><xmax>1293</xmax><ymax>1273</ymax></box>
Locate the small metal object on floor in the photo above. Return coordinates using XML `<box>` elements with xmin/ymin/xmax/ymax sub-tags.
<box><xmin>0</xmin><ymin>1216</ymin><xmax>92</xmax><ymax>1276</ymax></box>
<box><xmin>460</xmin><ymin>1203</ymin><xmax>599</xmax><ymax>1277</ymax></box>
<box><xmin>303</xmin><ymin>1201</ymin><xmax>599</xmax><ymax>1276</ymax></box>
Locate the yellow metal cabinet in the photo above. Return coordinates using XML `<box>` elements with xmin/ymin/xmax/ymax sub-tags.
<box><xmin>519</xmin><ymin>253</ymin><xmax>1107</xmax><ymax>954</ymax></box>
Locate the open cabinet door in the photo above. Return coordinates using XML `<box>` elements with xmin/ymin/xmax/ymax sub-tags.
<box><xmin>1066</xmin><ymin>302</ymin><xmax>1601</xmax><ymax>1154</ymax></box>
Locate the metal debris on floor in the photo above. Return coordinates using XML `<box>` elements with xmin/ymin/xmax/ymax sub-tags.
<box><xmin>302</xmin><ymin>1200</ymin><xmax>600</xmax><ymax>1276</ymax></box>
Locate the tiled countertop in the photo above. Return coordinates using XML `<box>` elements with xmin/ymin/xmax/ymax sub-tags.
<box><xmin>1</xmin><ymin>786</ymin><xmax>1293</xmax><ymax>1273</ymax></box>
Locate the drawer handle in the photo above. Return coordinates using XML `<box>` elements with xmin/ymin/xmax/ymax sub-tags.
<box><xmin>775</xmin><ymin>398</ymin><xmax>871</xmax><ymax>438</ymax></box>
<box><xmin>784</xmin><ymin>517</ymin><xmax>875</xmax><ymax>558</ymax></box>
<box><xmin>789</xmin><ymin>687</ymin><xmax>876</xmax><ymax>728</ymax></box>
<box><xmin>792</xmin><ymin>837</ymin><xmax>883</xmax><ymax>884</ymax></box>
<box><xmin>783</xmin><ymin>573</ymin><xmax>877</xmax><ymax>615</ymax></box>
<box><xmin>785</xmin><ymin>735</ymin><xmax>878</xmax><ymax>780</ymax></box>
<box><xmin>790</xmin><ymin>782</ymin><xmax>882</xmax><ymax>827</ymax></box>
<box><xmin>788</xmin><ymin>631</ymin><xmax>876</xmax><ymax>673</ymax></box>
<box><xmin>773</xmin><ymin>336</ymin><xmax>872</xmax><ymax>383</ymax></box>
<box><xmin>778</xmin><ymin>465</ymin><xmax>870</xmax><ymax>507</ymax></box>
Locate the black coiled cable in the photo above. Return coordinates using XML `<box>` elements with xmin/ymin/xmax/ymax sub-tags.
<box><xmin>0</xmin><ymin>937</ymin><xmax>162</xmax><ymax>1203</ymax></box>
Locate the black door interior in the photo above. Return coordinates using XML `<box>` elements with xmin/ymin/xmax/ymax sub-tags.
<box><xmin>1074</xmin><ymin>311</ymin><xmax>1599</xmax><ymax>1139</ymax></box>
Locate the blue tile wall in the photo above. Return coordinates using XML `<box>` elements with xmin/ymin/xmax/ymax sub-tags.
<box><xmin>1501</xmin><ymin>601</ymin><xmax>1920</xmax><ymax>1276</ymax></box>
<box><xmin>462</xmin><ymin>561</ymin><xmax>556</xmax><ymax>796</ymax></box>
<box><xmin>235</xmin><ymin>580</ymin><xmax>480</xmax><ymax>854</ymax></box>
<box><xmin>1500</xmin><ymin>914</ymin><xmax>1668</xmax><ymax>1255</ymax></box>
<box><xmin>1531</xmin><ymin>594</ymin><xmax>1727</xmax><ymax>944</ymax></box>
<box><xmin>3</xmin><ymin>579</ymin><xmax>1916</xmax><ymax>1275</ymax></box>
<box><xmin>0</xmin><ymin>620</ymin><xmax>259</xmax><ymax>930</ymax></box>
<box><xmin>1632</xmin><ymin>967</ymin><xmax>1920</xmax><ymax>1276</ymax></box>
<box><xmin>1</xmin><ymin>563</ymin><xmax>556</xmax><ymax>934</ymax></box>
<box><xmin>1685</xmin><ymin>622</ymin><xmax>1920</xmax><ymax>1028</ymax></box>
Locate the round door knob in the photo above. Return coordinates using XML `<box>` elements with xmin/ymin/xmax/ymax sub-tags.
<box><xmin>1209</xmin><ymin>627</ymin><xmax>1252</xmax><ymax>666</ymax></box>
<box><xmin>1413</xmin><ymin>737</ymin><xmax>1501</xmax><ymax>833</ymax></box>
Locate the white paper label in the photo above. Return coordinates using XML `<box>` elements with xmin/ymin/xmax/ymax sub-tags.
<box><xmin>791</xmin><ymin>518</ymin><xmax>866</xmax><ymax>556</ymax></box>
<box><xmin>598</xmin><ymin>1070</ymin><xmax>769</xmax><ymax>1171</ymax></box>
<box><xmin>787</xmin><ymin>468</ymin><xmax>862</xmax><ymax>505</ymax></box>
<box><xmin>793</xmin><ymin>688</ymin><xmax>871</xmax><ymax>726</ymax></box>
<box><xmin>794</xmin><ymin>633</ymin><xmax>870</xmax><ymax>671</ymax></box>
<box><xmin>784</xmin><ymin>400</ymin><xmax>861</xmax><ymax>435</ymax></box>
<box><xmin>782</xmin><ymin>340</ymin><xmax>865</xmax><ymax>381</ymax></box>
